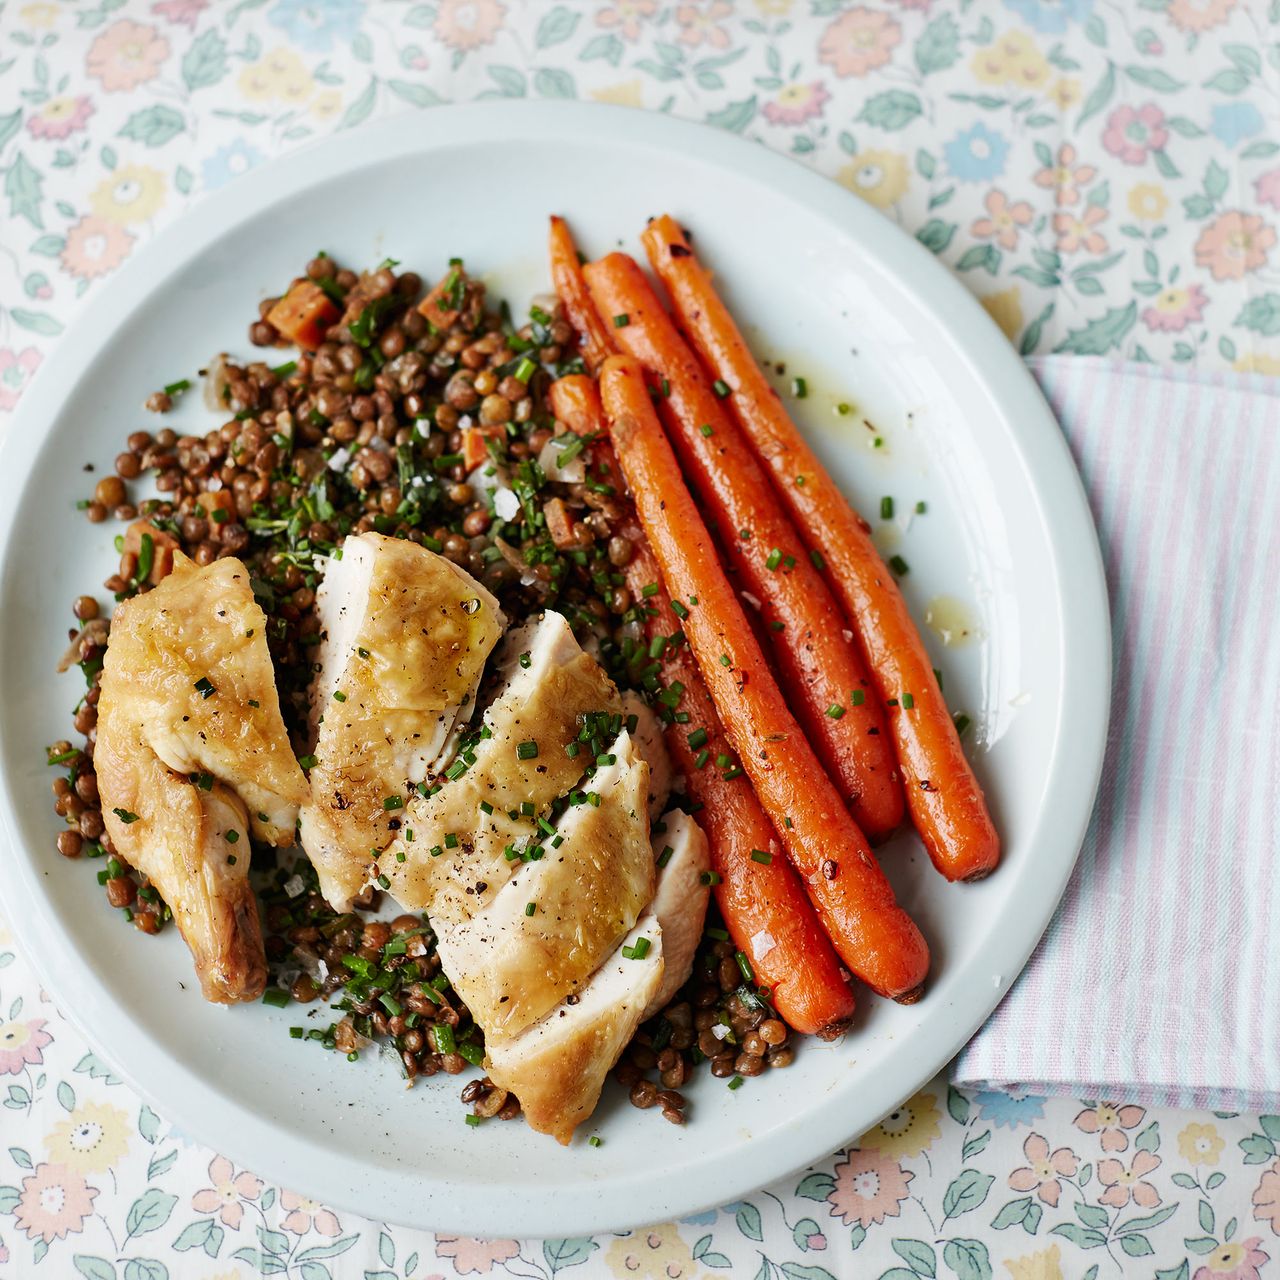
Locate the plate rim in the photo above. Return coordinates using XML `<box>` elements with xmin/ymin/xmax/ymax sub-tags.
<box><xmin>0</xmin><ymin>100</ymin><xmax>1110</xmax><ymax>1237</ymax></box>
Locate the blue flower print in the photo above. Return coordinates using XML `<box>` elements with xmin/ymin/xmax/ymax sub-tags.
<box><xmin>202</xmin><ymin>139</ymin><xmax>264</xmax><ymax>191</ymax></box>
<box><xmin>1002</xmin><ymin>0</ymin><xmax>1094</xmax><ymax>34</ymax></box>
<box><xmin>944</xmin><ymin>123</ymin><xmax>1009</xmax><ymax>183</ymax></box>
<box><xmin>1210</xmin><ymin>102</ymin><xmax>1264</xmax><ymax>149</ymax></box>
<box><xmin>975</xmin><ymin>1090</ymin><xmax>1047</xmax><ymax>1130</ymax></box>
<box><xmin>267</xmin><ymin>0</ymin><xmax>363</xmax><ymax>54</ymax></box>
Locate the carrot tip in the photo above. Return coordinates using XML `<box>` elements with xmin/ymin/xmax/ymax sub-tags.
<box><xmin>815</xmin><ymin>1017</ymin><xmax>854</xmax><ymax>1043</ymax></box>
<box><xmin>892</xmin><ymin>984</ymin><xmax>926</xmax><ymax>1006</ymax></box>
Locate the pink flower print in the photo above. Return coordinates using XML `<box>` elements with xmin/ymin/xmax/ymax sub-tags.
<box><xmin>1142</xmin><ymin>283</ymin><xmax>1208</xmax><ymax>333</ymax></box>
<box><xmin>0</xmin><ymin>1019</ymin><xmax>52</xmax><ymax>1074</ymax></box>
<box><xmin>1256</xmin><ymin>169</ymin><xmax>1280</xmax><ymax>212</ymax></box>
<box><xmin>595</xmin><ymin>0</ymin><xmax>657</xmax><ymax>42</ymax></box>
<box><xmin>1098</xmin><ymin>1151</ymin><xmax>1161</xmax><ymax>1208</ymax></box>
<box><xmin>1196</xmin><ymin>211</ymin><xmax>1276</xmax><ymax>281</ymax></box>
<box><xmin>1008</xmin><ymin>1133</ymin><xmax>1079</xmax><ymax>1207</ymax></box>
<box><xmin>1102</xmin><ymin>104</ymin><xmax>1169</xmax><ymax>166</ymax></box>
<box><xmin>1053</xmin><ymin>205</ymin><xmax>1108</xmax><ymax>255</ymax></box>
<box><xmin>280</xmin><ymin>1189</ymin><xmax>340</xmax><ymax>1236</ymax></box>
<box><xmin>818</xmin><ymin>7</ymin><xmax>901</xmax><ymax>77</ymax></box>
<box><xmin>27</xmin><ymin>95</ymin><xmax>94</xmax><ymax>141</ymax></box>
<box><xmin>1033</xmin><ymin>142</ymin><xmax>1097</xmax><ymax>207</ymax></box>
<box><xmin>150</xmin><ymin>0</ymin><xmax>208</xmax><ymax>25</ymax></box>
<box><xmin>13</xmin><ymin>1164</ymin><xmax>97</xmax><ymax>1243</ymax></box>
<box><xmin>1074</xmin><ymin>1102</ymin><xmax>1146</xmax><ymax>1151</ymax></box>
<box><xmin>0</xmin><ymin>346</ymin><xmax>46</xmax><ymax>409</ymax></box>
<box><xmin>1168</xmin><ymin>0</ymin><xmax>1236</xmax><ymax>34</ymax></box>
<box><xmin>763</xmin><ymin>81</ymin><xmax>830</xmax><ymax>126</ymax></box>
<box><xmin>1192</xmin><ymin>1238</ymin><xmax>1268</xmax><ymax>1280</ymax></box>
<box><xmin>826</xmin><ymin>1149</ymin><xmax>913</xmax><ymax>1228</ymax></box>
<box><xmin>674</xmin><ymin>1</ymin><xmax>733</xmax><ymax>50</ymax></box>
<box><xmin>971</xmin><ymin>190</ymin><xmax>1034</xmax><ymax>249</ymax></box>
<box><xmin>86</xmin><ymin>19</ymin><xmax>169</xmax><ymax>92</ymax></box>
<box><xmin>191</xmin><ymin>1154</ymin><xmax>264</xmax><ymax>1229</ymax></box>
<box><xmin>435</xmin><ymin>1237</ymin><xmax>522</xmax><ymax>1273</ymax></box>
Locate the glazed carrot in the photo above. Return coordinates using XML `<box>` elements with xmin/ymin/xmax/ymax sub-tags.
<box><xmin>600</xmin><ymin>355</ymin><xmax>929</xmax><ymax>1001</ymax></box>
<box><xmin>562</xmin><ymin>377</ymin><xmax>856</xmax><ymax>1034</ymax></box>
<box><xmin>642</xmin><ymin>215</ymin><xmax>999</xmax><ymax>883</ymax></box>
<box><xmin>548</xmin><ymin>216</ymin><xmax>615</xmax><ymax>373</ymax></box>
<box><xmin>417</xmin><ymin>262</ymin><xmax>467</xmax><ymax>332</ymax></box>
<box><xmin>265</xmin><ymin>282</ymin><xmax>340</xmax><ymax>351</ymax></box>
<box><xmin>584</xmin><ymin>253</ymin><xmax>903</xmax><ymax>843</ymax></box>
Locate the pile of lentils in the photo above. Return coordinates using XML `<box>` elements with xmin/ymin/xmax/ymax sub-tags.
<box><xmin>48</xmin><ymin>251</ymin><xmax>795</xmax><ymax>1128</ymax></box>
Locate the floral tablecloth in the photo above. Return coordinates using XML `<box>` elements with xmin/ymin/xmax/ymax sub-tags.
<box><xmin>3</xmin><ymin>2</ymin><xmax>1280</xmax><ymax>1278</ymax></box>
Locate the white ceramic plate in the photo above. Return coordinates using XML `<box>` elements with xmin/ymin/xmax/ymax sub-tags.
<box><xmin>0</xmin><ymin>102</ymin><xmax>1109</xmax><ymax>1237</ymax></box>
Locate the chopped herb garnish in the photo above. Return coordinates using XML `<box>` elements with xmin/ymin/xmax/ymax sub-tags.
<box><xmin>850</xmin><ymin>689</ymin><xmax>866</xmax><ymax>706</ymax></box>
<box><xmin>516</xmin><ymin>740</ymin><xmax>539</xmax><ymax>760</ymax></box>
<box><xmin>901</xmin><ymin>692</ymin><xmax>915</xmax><ymax>709</ymax></box>
<box><xmin>826</xmin><ymin>703</ymin><xmax>845</xmax><ymax>719</ymax></box>
<box><xmin>193</xmin><ymin>676</ymin><xmax>216</xmax><ymax>699</ymax></box>
<box><xmin>889</xmin><ymin>555</ymin><xmax>909</xmax><ymax>576</ymax></box>
<box><xmin>657</xmin><ymin>845</ymin><xmax>674</xmax><ymax>868</ymax></box>
<box><xmin>700</xmin><ymin>423</ymin><xmax>714</xmax><ymax>437</ymax></box>
<box><xmin>525</xmin><ymin>902</ymin><xmax>536</xmax><ymax>917</ymax></box>
<box><xmin>163</xmin><ymin>378</ymin><xmax>191</xmax><ymax>397</ymax></box>
<box><xmin>225</xmin><ymin>829</ymin><xmax>239</xmax><ymax>844</ymax></box>
<box><xmin>612</xmin><ymin>314</ymin><xmax>630</xmax><ymax>328</ymax></box>
<box><xmin>621</xmin><ymin>936</ymin><xmax>651</xmax><ymax>960</ymax></box>
<box><xmin>262</xmin><ymin>988</ymin><xmax>290</xmax><ymax>1009</ymax></box>
<box><xmin>382</xmin><ymin>796</ymin><xmax>403</xmax><ymax>811</ymax></box>
<box><xmin>765</xmin><ymin>547</ymin><xmax>782</xmax><ymax>571</ymax></box>
<box><xmin>727</xmin><ymin>1074</ymin><xmax>744</xmax><ymax>1090</ymax></box>
<box><xmin>333</xmin><ymin>690</ymin><xmax>347</xmax><ymax>702</ymax></box>
<box><xmin>954</xmin><ymin>713</ymin><xmax>972</xmax><ymax>737</ymax></box>
<box><xmin>712</xmin><ymin>379</ymin><xmax>731</xmax><ymax>398</ymax></box>
<box><xmin>791</xmin><ymin>376</ymin><xmax>807</xmax><ymax>399</ymax></box>
<box><xmin>112</xmin><ymin>808</ymin><xmax>140</xmax><ymax>824</ymax></box>
<box><xmin>699</xmin><ymin>871</ymin><xmax>722</xmax><ymax>886</ymax></box>
<box><xmin>881</xmin><ymin>496</ymin><xmax>894</xmax><ymax>520</ymax></box>
<box><xmin>750</xmin><ymin>849</ymin><xmax>772</xmax><ymax>865</ymax></box>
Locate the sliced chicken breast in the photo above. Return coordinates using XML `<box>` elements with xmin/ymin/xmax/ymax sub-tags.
<box><xmin>95</xmin><ymin>554</ymin><xmax>307</xmax><ymax>1003</ymax></box>
<box><xmin>434</xmin><ymin>734</ymin><xmax>653</xmax><ymax>1039</ymax></box>
<box><xmin>485</xmin><ymin>918</ymin><xmax>664</xmax><ymax>1145</ymax></box>
<box><xmin>622</xmin><ymin>691</ymin><xmax>672</xmax><ymax>821</ymax></box>
<box><xmin>644</xmin><ymin>809</ymin><xmax>712</xmax><ymax>1017</ymax></box>
<box><xmin>299</xmin><ymin>533</ymin><xmax>504</xmax><ymax>910</ymax></box>
<box><xmin>382</xmin><ymin>611</ymin><xmax>621</xmax><ymax>919</ymax></box>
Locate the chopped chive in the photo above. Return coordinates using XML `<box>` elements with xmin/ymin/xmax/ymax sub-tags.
<box><xmin>712</xmin><ymin>378</ymin><xmax>731</xmax><ymax>398</ymax></box>
<box><xmin>262</xmin><ymin>988</ymin><xmax>290</xmax><ymax>1009</ymax></box>
<box><xmin>719</xmin><ymin>653</ymin><xmax>731</xmax><ymax>667</ymax></box>
<box><xmin>657</xmin><ymin>845</ymin><xmax>674</xmax><ymax>868</ymax></box>
<box><xmin>765</xmin><ymin>547</ymin><xmax>782</xmax><ymax>571</ymax></box>
<box><xmin>700</xmin><ymin>423</ymin><xmax>714</xmax><ymax>437</ymax></box>
<box><xmin>514</xmin><ymin>356</ymin><xmax>537</xmax><ymax>383</ymax></box>
<box><xmin>518</xmin><ymin>651</ymin><xmax>532</xmax><ymax>669</ymax></box>
<box><xmin>465</xmin><ymin>1114</ymin><xmax>482</xmax><ymax>1127</ymax></box>
<box><xmin>271</xmin><ymin>360</ymin><xmax>297</xmax><ymax>378</ymax></box>
<box><xmin>791</xmin><ymin>376</ymin><xmax>807</xmax><ymax>398</ymax></box>
<box><xmin>810</xmin><ymin>549</ymin><xmax>825</xmax><ymax>571</ymax></box>
<box><xmin>889</xmin><ymin>554</ymin><xmax>909</xmax><ymax>576</ymax></box>
<box><xmin>383</xmin><ymin>795</ymin><xmax>403</xmax><ymax>810</ymax></box>
<box><xmin>445</xmin><ymin>832</ymin><xmax>459</xmax><ymax>849</ymax></box>
<box><xmin>887</xmin><ymin>698</ymin><xmax>899</xmax><ymax>707</ymax></box>
<box><xmin>621</xmin><ymin>936</ymin><xmax>651</xmax><ymax>960</ymax></box>
<box><xmin>707</xmin><ymin>927</ymin><xmax>730</xmax><ymax>942</ymax></box>
<box><xmin>769</xmin><ymin>619</ymin><xmax>785</xmax><ymax>632</ymax></box>
<box><xmin>902</xmin><ymin>692</ymin><xmax>915</xmax><ymax>710</ymax></box>
<box><xmin>432</xmin><ymin>1023</ymin><xmax>456</xmax><ymax>1055</ymax></box>
<box><xmin>687</xmin><ymin>727</ymin><xmax>708</xmax><ymax>750</ymax></box>
<box><xmin>376</xmin><ymin>873</ymin><xmax>390</xmax><ymax>889</ymax></box>
<box><xmin>525</xmin><ymin>902</ymin><xmax>536</xmax><ymax>917</ymax></box>
<box><xmin>641</xmin><ymin>582</ymin><xmax>660</xmax><ymax>598</ymax></box>
<box><xmin>735</xmin><ymin>951</ymin><xmax>755</xmax><ymax>982</ymax></box>
<box><xmin>722</xmin><ymin>767</ymin><xmax>743</xmax><ymax>781</ymax></box>
<box><xmin>826</xmin><ymin>703</ymin><xmax>845</xmax><ymax>719</ymax></box>
<box><xmin>715</xmin><ymin>753</ymin><xmax>731</xmax><ymax>768</ymax></box>
<box><xmin>225</xmin><ymin>829</ymin><xmax>239</xmax><ymax>844</ymax></box>
<box><xmin>612</xmin><ymin>313</ymin><xmax>630</xmax><ymax>328</ymax></box>
<box><xmin>750</xmin><ymin>849</ymin><xmax>772</xmax><ymax>865</ymax></box>
<box><xmin>916</xmin><ymin>500</ymin><xmax>927</xmax><ymax>514</ymax></box>
<box><xmin>112</xmin><ymin>808</ymin><xmax>140</xmax><ymax>824</ymax></box>
<box><xmin>516</xmin><ymin>740</ymin><xmax>539</xmax><ymax>760</ymax></box>
<box><xmin>954</xmin><ymin>713</ymin><xmax>972</xmax><ymax>737</ymax></box>
<box><xmin>837</xmin><ymin>402</ymin><xmax>851</xmax><ymax>415</ymax></box>
<box><xmin>332</xmin><ymin>690</ymin><xmax>347</xmax><ymax>702</ymax></box>
<box><xmin>694</xmin><ymin>748</ymin><xmax>710</xmax><ymax>769</ymax></box>
<box><xmin>699</xmin><ymin>871</ymin><xmax>722</xmax><ymax>886</ymax></box>
<box><xmin>588</xmin><ymin>1135</ymin><xmax>602</xmax><ymax>1148</ymax></box>
<box><xmin>297</xmin><ymin>755</ymin><xmax>318</xmax><ymax>770</ymax></box>
<box><xmin>565</xmin><ymin>741</ymin><xmax>580</xmax><ymax>758</ymax></box>
<box><xmin>850</xmin><ymin>689</ymin><xmax>866</xmax><ymax>706</ymax></box>
<box><xmin>881</xmin><ymin>496</ymin><xmax>894</xmax><ymax>520</ymax></box>
<box><xmin>728</xmin><ymin>1075</ymin><xmax>744</xmax><ymax>1090</ymax></box>
<box><xmin>193</xmin><ymin>676</ymin><xmax>216</xmax><ymax>699</ymax></box>
<box><xmin>671</xmin><ymin>600</ymin><xmax>689</xmax><ymax>620</ymax></box>
<box><xmin>430</xmin><ymin>845</ymin><xmax>443</xmax><ymax>858</ymax></box>
<box><xmin>479</xmin><ymin>800</ymin><xmax>494</xmax><ymax>815</ymax></box>
<box><xmin>163</xmin><ymin>378</ymin><xmax>191</xmax><ymax>396</ymax></box>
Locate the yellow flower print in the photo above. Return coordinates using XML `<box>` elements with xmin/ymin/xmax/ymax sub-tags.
<box><xmin>591</xmin><ymin>79</ymin><xmax>644</xmax><ymax>108</ymax></box>
<box><xmin>970</xmin><ymin>29</ymin><xmax>1050</xmax><ymax>90</ymax></box>
<box><xmin>89</xmin><ymin>165</ymin><xmax>166</xmax><ymax>225</ymax></box>
<box><xmin>310</xmin><ymin>89</ymin><xmax>343</xmax><ymax>121</ymax></box>
<box><xmin>1004</xmin><ymin>1243</ymin><xmax>1064</xmax><ymax>1280</ymax></box>
<box><xmin>1047</xmin><ymin>77</ymin><xmax>1081</xmax><ymax>110</ymax></box>
<box><xmin>837</xmin><ymin>150</ymin><xmax>908</xmax><ymax>210</ymax></box>
<box><xmin>860</xmin><ymin>1091</ymin><xmax>942</xmax><ymax>1159</ymax></box>
<box><xmin>1128</xmin><ymin>183</ymin><xmax>1169</xmax><ymax>222</ymax></box>
<box><xmin>46</xmin><ymin>1101</ymin><xmax>131</xmax><ymax>1173</ymax></box>
<box><xmin>20</xmin><ymin>2</ymin><xmax>58</xmax><ymax>26</ymax></box>
<box><xmin>238</xmin><ymin>47</ymin><xmax>313</xmax><ymax>104</ymax></box>
<box><xmin>605</xmin><ymin>1222</ymin><xmax>701</xmax><ymax>1279</ymax></box>
<box><xmin>982</xmin><ymin>287</ymin><xmax>1024</xmax><ymax>344</ymax></box>
<box><xmin>1234</xmin><ymin>353</ymin><xmax>1280</xmax><ymax>376</ymax></box>
<box><xmin>754</xmin><ymin>0</ymin><xmax>793</xmax><ymax>14</ymax></box>
<box><xmin>1177</xmin><ymin>1122</ymin><xmax>1225</xmax><ymax>1165</ymax></box>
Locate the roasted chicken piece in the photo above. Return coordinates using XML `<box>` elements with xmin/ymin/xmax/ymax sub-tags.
<box><xmin>95</xmin><ymin>554</ymin><xmax>308</xmax><ymax>1003</ymax></box>
<box><xmin>434</xmin><ymin>734</ymin><xmax>654</xmax><ymax>1039</ymax></box>
<box><xmin>622</xmin><ymin>690</ymin><xmax>672</xmax><ymax>821</ymax></box>
<box><xmin>644</xmin><ymin>808</ymin><xmax>711</xmax><ymax>1016</ymax></box>
<box><xmin>485</xmin><ymin>918</ymin><xmax>664</xmax><ymax>1145</ymax></box>
<box><xmin>299</xmin><ymin>533</ymin><xmax>505</xmax><ymax>910</ymax></box>
<box><xmin>381</xmin><ymin>610</ymin><xmax>621</xmax><ymax>919</ymax></box>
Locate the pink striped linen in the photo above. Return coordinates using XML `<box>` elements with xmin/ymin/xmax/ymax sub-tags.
<box><xmin>952</xmin><ymin>356</ymin><xmax>1280</xmax><ymax>1110</ymax></box>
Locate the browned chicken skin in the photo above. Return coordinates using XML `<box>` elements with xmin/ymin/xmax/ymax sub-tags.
<box><xmin>95</xmin><ymin>553</ymin><xmax>308</xmax><ymax>1003</ymax></box>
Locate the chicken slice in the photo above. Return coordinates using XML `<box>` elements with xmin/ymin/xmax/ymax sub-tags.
<box><xmin>382</xmin><ymin>611</ymin><xmax>621</xmax><ymax>920</ymax></box>
<box><xmin>485</xmin><ymin>918</ymin><xmax>664</xmax><ymax>1145</ymax></box>
<box><xmin>434</xmin><ymin>734</ymin><xmax>653</xmax><ymax>1039</ymax></box>
<box><xmin>95</xmin><ymin>554</ymin><xmax>307</xmax><ymax>1003</ymax></box>
<box><xmin>622</xmin><ymin>691</ymin><xmax>672</xmax><ymax>822</ymax></box>
<box><xmin>644</xmin><ymin>809</ymin><xmax>711</xmax><ymax>1017</ymax></box>
<box><xmin>299</xmin><ymin>533</ymin><xmax>504</xmax><ymax>910</ymax></box>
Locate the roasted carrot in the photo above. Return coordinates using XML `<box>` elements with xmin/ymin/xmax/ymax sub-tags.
<box><xmin>583</xmin><ymin>253</ymin><xmax>903</xmax><ymax>844</ymax></box>
<box><xmin>600</xmin><ymin>355</ymin><xmax>929</xmax><ymax>1001</ymax></box>
<box><xmin>562</xmin><ymin>376</ymin><xmax>856</xmax><ymax>1034</ymax></box>
<box><xmin>642</xmin><ymin>215</ymin><xmax>999</xmax><ymax>883</ymax></box>
<box><xmin>123</xmin><ymin>520</ymin><xmax>179</xmax><ymax>585</ymax></box>
<box><xmin>548</xmin><ymin>216</ymin><xmax>615</xmax><ymax>373</ymax></box>
<box><xmin>417</xmin><ymin>262</ymin><xmax>467</xmax><ymax>332</ymax></box>
<box><xmin>265</xmin><ymin>281</ymin><xmax>340</xmax><ymax>351</ymax></box>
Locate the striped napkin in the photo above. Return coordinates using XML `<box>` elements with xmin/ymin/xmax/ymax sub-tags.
<box><xmin>953</xmin><ymin>356</ymin><xmax>1280</xmax><ymax>1111</ymax></box>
